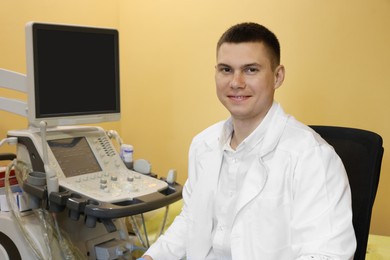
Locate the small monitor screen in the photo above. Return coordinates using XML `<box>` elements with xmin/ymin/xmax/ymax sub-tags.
<box><xmin>26</xmin><ymin>22</ymin><xmax>120</xmax><ymax>127</ymax></box>
<box><xmin>48</xmin><ymin>137</ymin><xmax>101</xmax><ymax>177</ymax></box>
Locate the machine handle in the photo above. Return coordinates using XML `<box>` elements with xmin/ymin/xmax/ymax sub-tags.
<box><xmin>23</xmin><ymin>178</ymin><xmax>183</xmax><ymax>220</ymax></box>
<box><xmin>0</xmin><ymin>153</ymin><xmax>16</xmax><ymax>161</ymax></box>
<box><xmin>84</xmin><ymin>183</ymin><xmax>182</xmax><ymax>219</ymax></box>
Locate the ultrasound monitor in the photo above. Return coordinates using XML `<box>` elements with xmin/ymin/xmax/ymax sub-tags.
<box><xmin>25</xmin><ymin>22</ymin><xmax>120</xmax><ymax>127</ymax></box>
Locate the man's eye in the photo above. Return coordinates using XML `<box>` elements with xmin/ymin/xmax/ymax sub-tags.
<box><xmin>219</xmin><ymin>67</ymin><xmax>232</xmax><ymax>73</ymax></box>
<box><xmin>245</xmin><ymin>67</ymin><xmax>259</xmax><ymax>73</ymax></box>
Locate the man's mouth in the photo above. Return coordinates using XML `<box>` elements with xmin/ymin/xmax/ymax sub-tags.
<box><xmin>228</xmin><ymin>95</ymin><xmax>249</xmax><ymax>101</ymax></box>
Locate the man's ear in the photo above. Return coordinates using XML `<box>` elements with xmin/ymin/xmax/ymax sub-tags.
<box><xmin>274</xmin><ymin>65</ymin><xmax>285</xmax><ymax>89</ymax></box>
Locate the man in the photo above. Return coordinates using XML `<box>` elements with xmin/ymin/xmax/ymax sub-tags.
<box><xmin>140</xmin><ymin>22</ymin><xmax>356</xmax><ymax>260</ymax></box>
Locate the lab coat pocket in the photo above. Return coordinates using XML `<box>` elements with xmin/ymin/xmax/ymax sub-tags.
<box><xmin>246</xmin><ymin>193</ymin><xmax>291</xmax><ymax>251</ymax></box>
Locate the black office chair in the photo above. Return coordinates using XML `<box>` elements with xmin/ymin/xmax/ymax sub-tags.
<box><xmin>309</xmin><ymin>125</ymin><xmax>384</xmax><ymax>260</ymax></box>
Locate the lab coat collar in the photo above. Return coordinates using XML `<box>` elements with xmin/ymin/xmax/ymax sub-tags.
<box><xmin>259</xmin><ymin>102</ymin><xmax>289</xmax><ymax>157</ymax></box>
<box><xmin>203</xmin><ymin>102</ymin><xmax>288</xmax><ymax>158</ymax></box>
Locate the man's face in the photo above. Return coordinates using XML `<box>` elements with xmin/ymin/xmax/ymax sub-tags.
<box><xmin>215</xmin><ymin>42</ymin><xmax>284</xmax><ymax>124</ymax></box>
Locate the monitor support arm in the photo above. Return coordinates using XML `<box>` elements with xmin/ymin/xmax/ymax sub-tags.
<box><xmin>0</xmin><ymin>68</ymin><xmax>28</xmax><ymax>118</ymax></box>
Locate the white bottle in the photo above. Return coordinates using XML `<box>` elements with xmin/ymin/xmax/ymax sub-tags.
<box><xmin>120</xmin><ymin>144</ymin><xmax>133</xmax><ymax>169</ymax></box>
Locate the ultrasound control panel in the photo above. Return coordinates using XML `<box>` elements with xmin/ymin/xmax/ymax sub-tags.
<box><xmin>9</xmin><ymin>126</ymin><xmax>169</xmax><ymax>203</ymax></box>
<box><xmin>60</xmin><ymin>169</ymin><xmax>165</xmax><ymax>203</ymax></box>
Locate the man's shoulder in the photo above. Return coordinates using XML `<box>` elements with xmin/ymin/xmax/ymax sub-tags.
<box><xmin>280</xmin><ymin>117</ymin><xmax>330</xmax><ymax>150</ymax></box>
<box><xmin>194</xmin><ymin>120</ymin><xmax>225</xmax><ymax>139</ymax></box>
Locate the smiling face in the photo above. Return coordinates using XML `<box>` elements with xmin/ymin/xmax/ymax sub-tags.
<box><xmin>215</xmin><ymin>42</ymin><xmax>285</xmax><ymax>126</ymax></box>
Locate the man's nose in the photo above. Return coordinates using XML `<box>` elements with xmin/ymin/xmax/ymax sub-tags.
<box><xmin>230</xmin><ymin>72</ymin><xmax>246</xmax><ymax>89</ymax></box>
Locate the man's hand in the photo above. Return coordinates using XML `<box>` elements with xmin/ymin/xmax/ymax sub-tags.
<box><xmin>138</xmin><ymin>256</ymin><xmax>153</xmax><ymax>260</ymax></box>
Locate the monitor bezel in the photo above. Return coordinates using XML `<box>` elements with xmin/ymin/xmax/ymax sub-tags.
<box><xmin>25</xmin><ymin>22</ymin><xmax>121</xmax><ymax>128</ymax></box>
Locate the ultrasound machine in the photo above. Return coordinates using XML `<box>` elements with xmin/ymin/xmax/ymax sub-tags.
<box><xmin>0</xmin><ymin>22</ymin><xmax>182</xmax><ymax>259</ymax></box>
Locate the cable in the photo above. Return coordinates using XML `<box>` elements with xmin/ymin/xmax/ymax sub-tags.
<box><xmin>156</xmin><ymin>205</ymin><xmax>170</xmax><ymax>241</ymax></box>
<box><xmin>106</xmin><ymin>130</ymin><xmax>123</xmax><ymax>146</ymax></box>
<box><xmin>2</xmin><ymin>135</ymin><xmax>81</xmax><ymax>259</ymax></box>
<box><xmin>140</xmin><ymin>213</ymin><xmax>150</xmax><ymax>248</ymax></box>
<box><xmin>39</xmin><ymin>121</ymin><xmax>59</xmax><ymax>195</ymax></box>
<box><xmin>4</xmin><ymin>160</ymin><xmax>45</xmax><ymax>260</ymax></box>
<box><xmin>2</xmin><ymin>137</ymin><xmax>45</xmax><ymax>258</ymax></box>
<box><xmin>0</xmin><ymin>137</ymin><xmax>18</xmax><ymax>147</ymax></box>
<box><xmin>129</xmin><ymin>216</ymin><xmax>147</xmax><ymax>248</ymax></box>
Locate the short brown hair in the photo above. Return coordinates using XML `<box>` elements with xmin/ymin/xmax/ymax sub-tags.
<box><xmin>217</xmin><ymin>22</ymin><xmax>281</xmax><ymax>69</ymax></box>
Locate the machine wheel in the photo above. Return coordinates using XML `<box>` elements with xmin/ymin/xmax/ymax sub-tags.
<box><xmin>0</xmin><ymin>232</ymin><xmax>22</xmax><ymax>260</ymax></box>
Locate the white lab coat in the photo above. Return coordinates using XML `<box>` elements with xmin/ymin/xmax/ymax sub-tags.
<box><xmin>146</xmin><ymin>103</ymin><xmax>356</xmax><ymax>260</ymax></box>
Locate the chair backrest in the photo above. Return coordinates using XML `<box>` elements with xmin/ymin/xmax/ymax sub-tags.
<box><xmin>309</xmin><ymin>125</ymin><xmax>384</xmax><ymax>260</ymax></box>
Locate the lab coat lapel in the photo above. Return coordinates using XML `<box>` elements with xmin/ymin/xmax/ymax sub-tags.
<box><xmin>232</xmin><ymin>105</ymin><xmax>289</xmax><ymax>222</ymax></box>
<box><xmin>197</xmin><ymin>143</ymin><xmax>223</xmax><ymax>191</ymax></box>
<box><xmin>233</xmin><ymin>156</ymin><xmax>268</xmax><ymax>221</ymax></box>
<box><xmin>188</xmin><ymin>138</ymin><xmax>223</xmax><ymax>259</ymax></box>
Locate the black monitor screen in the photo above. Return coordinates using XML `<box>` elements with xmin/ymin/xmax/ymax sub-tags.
<box><xmin>32</xmin><ymin>23</ymin><xmax>120</xmax><ymax>119</ymax></box>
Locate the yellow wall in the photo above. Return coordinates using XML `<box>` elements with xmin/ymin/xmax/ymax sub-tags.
<box><xmin>1</xmin><ymin>0</ymin><xmax>389</xmax><ymax>236</ymax></box>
